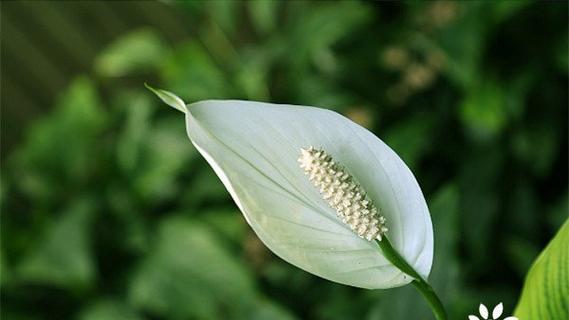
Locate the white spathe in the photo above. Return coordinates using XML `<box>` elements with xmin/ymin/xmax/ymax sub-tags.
<box><xmin>151</xmin><ymin>88</ymin><xmax>433</xmax><ymax>289</ymax></box>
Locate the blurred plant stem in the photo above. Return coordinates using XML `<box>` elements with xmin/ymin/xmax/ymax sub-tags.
<box><xmin>377</xmin><ymin>238</ymin><xmax>447</xmax><ymax>320</ymax></box>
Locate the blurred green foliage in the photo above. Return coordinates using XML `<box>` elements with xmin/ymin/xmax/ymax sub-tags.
<box><xmin>1</xmin><ymin>1</ymin><xmax>567</xmax><ymax>320</ymax></box>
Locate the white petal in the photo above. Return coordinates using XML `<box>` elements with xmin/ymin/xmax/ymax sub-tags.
<box><xmin>479</xmin><ymin>304</ymin><xmax>489</xmax><ymax>319</ymax></box>
<box><xmin>469</xmin><ymin>316</ymin><xmax>480</xmax><ymax>320</ymax></box>
<box><xmin>492</xmin><ymin>303</ymin><xmax>503</xmax><ymax>319</ymax></box>
<box><xmin>183</xmin><ymin>100</ymin><xmax>433</xmax><ymax>289</ymax></box>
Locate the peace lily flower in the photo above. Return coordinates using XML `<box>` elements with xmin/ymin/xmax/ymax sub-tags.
<box><xmin>147</xmin><ymin>85</ymin><xmax>446</xmax><ymax>319</ymax></box>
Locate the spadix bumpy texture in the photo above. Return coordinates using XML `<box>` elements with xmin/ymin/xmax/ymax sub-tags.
<box><xmin>299</xmin><ymin>146</ymin><xmax>388</xmax><ymax>241</ymax></box>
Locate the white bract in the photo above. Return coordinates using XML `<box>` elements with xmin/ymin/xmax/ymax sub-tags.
<box><xmin>149</xmin><ymin>87</ymin><xmax>434</xmax><ymax>289</ymax></box>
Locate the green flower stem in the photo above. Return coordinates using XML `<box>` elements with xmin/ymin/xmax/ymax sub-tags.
<box><xmin>376</xmin><ymin>237</ymin><xmax>447</xmax><ymax>320</ymax></box>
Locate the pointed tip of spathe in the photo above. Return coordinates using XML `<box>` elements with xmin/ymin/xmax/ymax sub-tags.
<box><xmin>144</xmin><ymin>83</ymin><xmax>187</xmax><ymax>114</ymax></box>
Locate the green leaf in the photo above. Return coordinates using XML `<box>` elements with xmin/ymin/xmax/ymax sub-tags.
<box><xmin>491</xmin><ymin>0</ymin><xmax>532</xmax><ymax>24</ymax></box>
<box><xmin>182</xmin><ymin>169</ymin><xmax>229</xmax><ymax>207</ymax></box>
<box><xmin>248</xmin><ymin>1</ymin><xmax>279</xmax><ymax>35</ymax></box>
<box><xmin>145</xmin><ymin>83</ymin><xmax>187</xmax><ymax>114</ymax></box>
<box><xmin>206</xmin><ymin>0</ymin><xmax>238</xmax><ymax>37</ymax></box>
<box><xmin>0</xmin><ymin>247</ymin><xmax>7</xmax><ymax>287</ymax></box>
<box><xmin>95</xmin><ymin>29</ymin><xmax>167</xmax><ymax>77</ymax></box>
<box><xmin>11</xmin><ymin>77</ymin><xmax>107</xmax><ymax>202</ymax></box>
<box><xmin>17</xmin><ymin>199</ymin><xmax>95</xmax><ymax>289</ymax></box>
<box><xmin>234</xmin><ymin>49</ymin><xmax>271</xmax><ymax>101</ymax></box>
<box><xmin>460</xmin><ymin>80</ymin><xmax>507</xmax><ymax>141</ymax></box>
<box><xmin>115</xmin><ymin>91</ymin><xmax>154</xmax><ymax>174</ymax></box>
<box><xmin>287</xmin><ymin>2</ymin><xmax>371</xmax><ymax>67</ymax></box>
<box><xmin>428</xmin><ymin>185</ymin><xmax>461</xmax><ymax>301</ymax></box>
<box><xmin>514</xmin><ymin>219</ymin><xmax>569</xmax><ymax>319</ymax></box>
<box><xmin>249</xmin><ymin>298</ymin><xmax>297</xmax><ymax>320</ymax></box>
<box><xmin>160</xmin><ymin>43</ymin><xmax>230</xmax><ymax>101</ymax></box>
<box><xmin>129</xmin><ymin>217</ymin><xmax>257</xmax><ymax>319</ymax></box>
<box><xmin>198</xmin><ymin>209</ymin><xmax>247</xmax><ymax>244</ymax></box>
<box><xmin>384</xmin><ymin>113</ymin><xmax>434</xmax><ymax>170</ymax></box>
<box><xmin>132</xmin><ymin>116</ymin><xmax>197</xmax><ymax>201</ymax></box>
<box><xmin>79</xmin><ymin>300</ymin><xmax>142</xmax><ymax>320</ymax></box>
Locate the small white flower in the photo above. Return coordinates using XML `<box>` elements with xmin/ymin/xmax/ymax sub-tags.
<box><xmin>469</xmin><ymin>303</ymin><xmax>518</xmax><ymax>320</ymax></box>
<box><xmin>480</xmin><ymin>304</ymin><xmax>489</xmax><ymax>319</ymax></box>
<box><xmin>493</xmin><ymin>303</ymin><xmax>503</xmax><ymax>319</ymax></box>
<box><xmin>148</xmin><ymin>87</ymin><xmax>434</xmax><ymax>289</ymax></box>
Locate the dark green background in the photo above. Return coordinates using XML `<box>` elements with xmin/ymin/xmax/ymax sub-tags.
<box><xmin>1</xmin><ymin>1</ymin><xmax>567</xmax><ymax>319</ymax></box>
